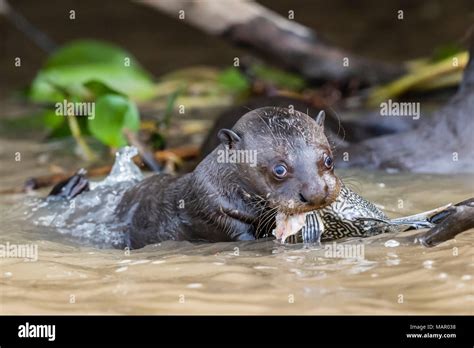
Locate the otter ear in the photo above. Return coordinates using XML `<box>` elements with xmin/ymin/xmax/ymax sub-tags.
<box><xmin>315</xmin><ymin>110</ymin><xmax>325</xmax><ymax>128</ymax></box>
<box><xmin>218</xmin><ymin>129</ymin><xmax>241</xmax><ymax>148</ymax></box>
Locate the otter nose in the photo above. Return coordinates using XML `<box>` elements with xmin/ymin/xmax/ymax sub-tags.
<box><xmin>299</xmin><ymin>184</ymin><xmax>328</xmax><ymax>206</ymax></box>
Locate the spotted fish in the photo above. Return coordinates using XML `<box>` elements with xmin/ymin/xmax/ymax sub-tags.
<box><xmin>287</xmin><ymin>185</ymin><xmax>450</xmax><ymax>244</ymax></box>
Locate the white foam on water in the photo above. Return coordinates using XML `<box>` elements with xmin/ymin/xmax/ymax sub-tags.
<box><xmin>24</xmin><ymin>146</ymin><xmax>146</xmax><ymax>248</ymax></box>
<box><xmin>384</xmin><ymin>240</ymin><xmax>400</xmax><ymax>248</ymax></box>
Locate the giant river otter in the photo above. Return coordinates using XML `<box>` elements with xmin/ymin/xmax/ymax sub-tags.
<box><xmin>115</xmin><ymin>107</ymin><xmax>340</xmax><ymax>248</ymax></box>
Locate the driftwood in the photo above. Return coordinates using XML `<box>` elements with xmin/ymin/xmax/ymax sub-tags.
<box><xmin>137</xmin><ymin>0</ymin><xmax>402</xmax><ymax>85</ymax></box>
<box><xmin>419</xmin><ymin>198</ymin><xmax>474</xmax><ymax>247</ymax></box>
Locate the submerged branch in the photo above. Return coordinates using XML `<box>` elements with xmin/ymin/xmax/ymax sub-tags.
<box><xmin>419</xmin><ymin>198</ymin><xmax>474</xmax><ymax>247</ymax></box>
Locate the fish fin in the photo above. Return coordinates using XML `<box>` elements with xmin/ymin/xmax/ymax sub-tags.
<box><xmin>301</xmin><ymin>212</ymin><xmax>324</xmax><ymax>244</ymax></box>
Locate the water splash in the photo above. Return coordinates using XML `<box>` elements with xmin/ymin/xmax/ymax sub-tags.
<box><xmin>24</xmin><ymin>146</ymin><xmax>146</xmax><ymax>248</ymax></box>
<box><xmin>91</xmin><ymin>146</ymin><xmax>143</xmax><ymax>189</ymax></box>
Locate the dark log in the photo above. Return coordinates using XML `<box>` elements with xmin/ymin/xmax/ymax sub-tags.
<box><xmin>419</xmin><ymin>198</ymin><xmax>474</xmax><ymax>247</ymax></box>
<box><xmin>137</xmin><ymin>0</ymin><xmax>402</xmax><ymax>85</ymax></box>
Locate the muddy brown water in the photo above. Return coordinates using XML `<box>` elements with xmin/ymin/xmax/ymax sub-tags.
<box><xmin>0</xmin><ymin>139</ymin><xmax>473</xmax><ymax>315</ymax></box>
<box><xmin>1</xmin><ymin>0</ymin><xmax>473</xmax><ymax>316</ymax></box>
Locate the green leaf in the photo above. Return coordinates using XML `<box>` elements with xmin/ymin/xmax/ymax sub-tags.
<box><xmin>42</xmin><ymin>109</ymin><xmax>93</xmax><ymax>139</ymax></box>
<box><xmin>43</xmin><ymin>109</ymin><xmax>65</xmax><ymax>130</ymax></box>
<box><xmin>218</xmin><ymin>68</ymin><xmax>250</xmax><ymax>93</ymax></box>
<box><xmin>83</xmin><ymin>80</ymin><xmax>125</xmax><ymax>98</ymax></box>
<box><xmin>89</xmin><ymin>94</ymin><xmax>140</xmax><ymax>148</ymax></box>
<box><xmin>29</xmin><ymin>40</ymin><xmax>155</xmax><ymax>102</ymax></box>
<box><xmin>30</xmin><ymin>64</ymin><xmax>154</xmax><ymax>102</ymax></box>
<box><xmin>45</xmin><ymin>40</ymin><xmax>141</xmax><ymax>68</ymax></box>
<box><xmin>252</xmin><ymin>64</ymin><xmax>306</xmax><ymax>90</ymax></box>
<box><xmin>431</xmin><ymin>44</ymin><xmax>463</xmax><ymax>62</ymax></box>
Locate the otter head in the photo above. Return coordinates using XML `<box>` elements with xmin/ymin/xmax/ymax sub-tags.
<box><xmin>217</xmin><ymin>107</ymin><xmax>341</xmax><ymax>215</ymax></box>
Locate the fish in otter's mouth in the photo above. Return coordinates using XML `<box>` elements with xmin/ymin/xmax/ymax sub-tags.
<box><xmin>273</xmin><ymin>184</ymin><xmax>462</xmax><ymax>245</ymax></box>
<box><xmin>272</xmin><ymin>184</ymin><xmax>391</xmax><ymax>244</ymax></box>
<box><xmin>273</xmin><ymin>211</ymin><xmax>310</xmax><ymax>243</ymax></box>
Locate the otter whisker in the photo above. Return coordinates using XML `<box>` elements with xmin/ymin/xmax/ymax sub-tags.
<box><xmin>255</xmin><ymin>206</ymin><xmax>278</xmax><ymax>238</ymax></box>
<box><xmin>327</xmin><ymin>105</ymin><xmax>346</xmax><ymax>149</ymax></box>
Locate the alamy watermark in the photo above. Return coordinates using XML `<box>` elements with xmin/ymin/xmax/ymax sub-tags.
<box><xmin>18</xmin><ymin>322</ymin><xmax>55</xmax><ymax>341</ymax></box>
<box><xmin>380</xmin><ymin>99</ymin><xmax>420</xmax><ymax>120</ymax></box>
<box><xmin>217</xmin><ymin>147</ymin><xmax>257</xmax><ymax>167</ymax></box>
<box><xmin>0</xmin><ymin>242</ymin><xmax>38</xmax><ymax>261</ymax></box>
<box><xmin>324</xmin><ymin>242</ymin><xmax>365</xmax><ymax>260</ymax></box>
<box><xmin>55</xmin><ymin>99</ymin><xmax>95</xmax><ymax>120</ymax></box>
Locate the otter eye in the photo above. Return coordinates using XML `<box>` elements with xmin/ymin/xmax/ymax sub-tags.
<box><xmin>324</xmin><ymin>154</ymin><xmax>334</xmax><ymax>169</ymax></box>
<box><xmin>272</xmin><ymin>164</ymin><xmax>288</xmax><ymax>179</ymax></box>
